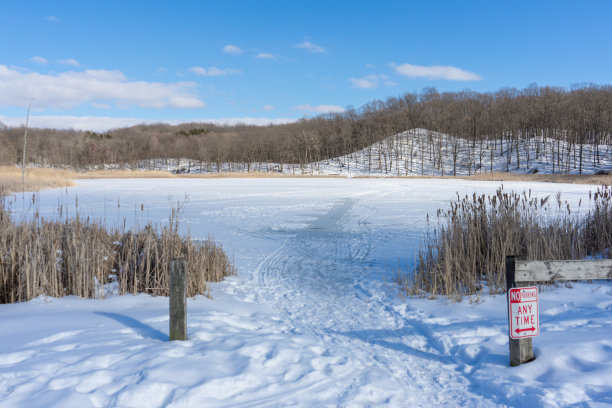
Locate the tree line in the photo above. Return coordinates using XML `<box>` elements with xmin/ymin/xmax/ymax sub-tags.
<box><xmin>1</xmin><ymin>83</ymin><xmax>610</xmax><ymax>174</ymax></box>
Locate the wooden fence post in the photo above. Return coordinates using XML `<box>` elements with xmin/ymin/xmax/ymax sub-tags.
<box><xmin>505</xmin><ymin>255</ymin><xmax>534</xmax><ymax>366</ymax></box>
<box><xmin>169</xmin><ymin>258</ymin><xmax>187</xmax><ymax>341</ymax></box>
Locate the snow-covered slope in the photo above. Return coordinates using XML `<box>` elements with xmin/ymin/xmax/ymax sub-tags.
<box><xmin>311</xmin><ymin>129</ymin><xmax>612</xmax><ymax>177</ymax></box>
<box><xmin>2</xmin><ymin>178</ymin><xmax>611</xmax><ymax>407</ymax></box>
<box><xmin>116</xmin><ymin>128</ymin><xmax>612</xmax><ymax>176</ymax></box>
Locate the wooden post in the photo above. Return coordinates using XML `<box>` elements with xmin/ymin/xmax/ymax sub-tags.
<box><xmin>169</xmin><ymin>258</ymin><xmax>187</xmax><ymax>341</ymax></box>
<box><xmin>505</xmin><ymin>255</ymin><xmax>534</xmax><ymax>366</ymax></box>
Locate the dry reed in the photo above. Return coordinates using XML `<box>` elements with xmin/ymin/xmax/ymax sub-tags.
<box><xmin>464</xmin><ymin>171</ymin><xmax>612</xmax><ymax>185</ymax></box>
<box><xmin>0</xmin><ymin>166</ymin><xmax>75</xmax><ymax>194</ymax></box>
<box><xmin>398</xmin><ymin>185</ymin><xmax>612</xmax><ymax>300</ymax></box>
<box><xmin>0</xmin><ymin>199</ymin><xmax>235</xmax><ymax>304</ymax></box>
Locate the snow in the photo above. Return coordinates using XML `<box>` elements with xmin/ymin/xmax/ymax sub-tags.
<box><xmin>2</xmin><ymin>178</ymin><xmax>612</xmax><ymax>407</ymax></box>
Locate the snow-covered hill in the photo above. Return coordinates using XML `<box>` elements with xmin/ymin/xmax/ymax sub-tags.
<box><xmin>117</xmin><ymin>128</ymin><xmax>612</xmax><ymax>177</ymax></box>
<box><xmin>313</xmin><ymin>129</ymin><xmax>612</xmax><ymax>177</ymax></box>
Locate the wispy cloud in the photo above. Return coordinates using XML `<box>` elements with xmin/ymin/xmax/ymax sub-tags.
<box><xmin>29</xmin><ymin>56</ymin><xmax>48</xmax><ymax>65</ymax></box>
<box><xmin>349</xmin><ymin>74</ymin><xmax>393</xmax><ymax>89</ymax></box>
<box><xmin>261</xmin><ymin>104</ymin><xmax>274</xmax><ymax>111</ymax></box>
<box><xmin>349</xmin><ymin>77</ymin><xmax>377</xmax><ymax>89</ymax></box>
<box><xmin>0</xmin><ymin>65</ymin><xmax>205</xmax><ymax>109</ymax></box>
<box><xmin>0</xmin><ymin>115</ymin><xmax>296</xmax><ymax>132</ymax></box>
<box><xmin>223</xmin><ymin>45</ymin><xmax>243</xmax><ymax>55</ymax></box>
<box><xmin>188</xmin><ymin>67</ymin><xmax>207</xmax><ymax>76</ymax></box>
<box><xmin>188</xmin><ymin>66</ymin><xmax>241</xmax><ymax>76</ymax></box>
<box><xmin>349</xmin><ymin>75</ymin><xmax>378</xmax><ymax>89</ymax></box>
<box><xmin>46</xmin><ymin>16</ymin><xmax>59</xmax><ymax>22</ymax></box>
<box><xmin>295</xmin><ymin>41</ymin><xmax>325</xmax><ymax>54</ymax></box>
<box><xmin>393</xmin><ymin>63</ymin><xmax>482</xmax><ymax>81</ymax></box>
<box><xmin>91</xmin><ymin>102</ymin><xmax>111</xmax><ymax>109</ymax></box>
<box><xmin>59</xmin><ymin>58</ymin><xmax>80</xmax><ymax>67</ymax></box>
<box><xmin>255</xmin><ymin>53</ymin><xmax>275</xmax><ymax>60</ymax></box>
<box><xmin>296</xmin><ymin>104</ymin><xmax>344</xmax><ymax>114</ymax></box>
<box><xmin>208</xmin><ymin>67</ymin><xmax>241</xmax><ymax>76</ymax></box>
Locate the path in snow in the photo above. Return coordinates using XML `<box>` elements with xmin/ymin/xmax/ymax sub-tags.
<box><xmin>252</xmin><ymin>195</ymin><xmax>479</xmax><ymax>405</ymax></box>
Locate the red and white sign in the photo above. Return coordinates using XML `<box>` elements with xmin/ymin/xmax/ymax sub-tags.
<box><xmin>508</xmin><ymin>286</ymin><xmax>540</xmax><ymax>339</ymax></box>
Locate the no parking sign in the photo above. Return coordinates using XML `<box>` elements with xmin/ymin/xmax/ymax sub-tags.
<box><xmin>508</xmin><ymin>286</ymin><xmax>540</xmax><ymax>339</ymax></box>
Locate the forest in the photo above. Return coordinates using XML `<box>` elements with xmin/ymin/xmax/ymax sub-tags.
<box><xmin>1</xmin><ymin>84</ymin><xmax>610</xmax><ymax>174</ymax></box>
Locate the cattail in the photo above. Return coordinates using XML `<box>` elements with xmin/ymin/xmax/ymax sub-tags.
<box><xmin>397</xmin><ymin>186</ymin><xmax>612</xmax><ymax>301</ymax></box>
<box><xmin>0</xmin><ymin>197</ymin><xmax>235</xmax><ymax>304</ymax></box>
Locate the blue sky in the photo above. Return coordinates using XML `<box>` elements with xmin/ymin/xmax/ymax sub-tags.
<box><xmin>1</xmin><ymin>1</ymin><xmax>611</xmax><ymax>130</ymax></box>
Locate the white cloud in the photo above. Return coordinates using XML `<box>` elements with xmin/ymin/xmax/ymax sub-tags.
<box><xmin>223</xmin><ymin>45</ymin><xmax>243</xmax><ymax>55</ymax></box>
<box><xmin>188</xmin><ymin>66</ymin><xmax>241</xmax><ymax>76</ymax></box>
<box><xmin>91</xmin><ymin>102</ymin><xmax>111</xmax><ymax>109</ymax></box>
<box><xmin>0</xmin><ymin>115</ymin><xmax>296</xmax><ymax>132</ymax></box>
<box><xmin>0</xmin><ymin>65</ymin><xmax>205</xmax><ymax>109</ymax></box>
<box><xmin>255</xmin><ymin>53</ymin><xmax>275</xmax><ymax>60</ymax></box>
<box><xmin>349</xmin><ymin>74</ymin><xmax>392</xmax><ymax>89</ymax></box>
<box><xmin>209</xmin><ymin>67</ymin><xmax>241</xmax><ymax>76</ymax></box>
<box><xmin>349</xmin><ymin>75</ymin><xmax>379</xmax><ymax>89</ymax></box>
<box><xmin>393</xmin><ymin>63</ymin><xmax>482</xmax><ymax>81</ymax></box>
<box><xmin>295</xmin><ymin>41</ymin><xmax>325</xmax><ymax>54</ymax></box>
<box><xmin>29</xmin><ymin>56</ymin><xmax>48</xmax><ymax>64</ymax></box>
<box><xmin>350</xmin><ymin>78</ymin><xmax>377</xmax><ymax>89</ymax></box>
<box><xmin>188</xmin><ymin>66</ymin><xmax>207</xmax><ymax>76</ymax></box>
<box><xmin>262</xmin><ymin>104</ymin><xmax>274</xmax><ymax>111</ymax></box>
<box><xmin>46</xmin><ymin>16</ymin><xmax>59</xmax><ymax>22</ymax></box>
<box><xmin>59</xmin><ymin>58</ymin><xmax>80</xmax><ymax>67</ymax></box>
<box><xmin>296</xmin><ymin>104</ymin><xmax>344</xmax><ymax>114</ymax></box>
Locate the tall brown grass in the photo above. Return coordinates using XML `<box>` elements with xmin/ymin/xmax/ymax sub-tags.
<box><xmin>399</xmin><ymin>185</ymin><xmax>612</xmax><ymax>300</ymax></box>
<box><xmin>0</xmin><ymin>199</ymin><xmax>235</xmax><ymax>304</ymax></box>
<box><xmin>465</xmin><ymin>171</ymin><xmax>612</xmax><ymax>185</ymax></box>
<box><xmin>0</xmin><ymin>166</ymin><xmax>75</xmax><ymax>194</ymax></box>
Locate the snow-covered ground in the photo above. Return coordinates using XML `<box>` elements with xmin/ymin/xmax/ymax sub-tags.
<box><xmin>2</xmin><ymin>178</ymin><xmax>612</xmax><ymax>407</ymax></box>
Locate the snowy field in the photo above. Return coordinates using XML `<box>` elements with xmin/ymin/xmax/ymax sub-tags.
<box><xmin>1</xmin><ymin>178</ymin><xmax>612</xmax><ymax>407</ymax></box>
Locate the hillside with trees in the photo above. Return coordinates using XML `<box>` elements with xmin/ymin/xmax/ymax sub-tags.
<box><xmin>1</xmin><ymin>84</ymin><xmax>610</xmax><ymax>175</ymax></box>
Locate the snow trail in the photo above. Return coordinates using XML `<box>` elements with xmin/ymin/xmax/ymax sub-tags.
<box><xmin>250</xmin><ymin>194</ymin><xmax>490</xmax><ymax>406</ymax></box>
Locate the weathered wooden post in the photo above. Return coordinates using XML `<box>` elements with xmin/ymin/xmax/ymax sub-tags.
<box><xmin>505</xmin><ymin>256</ymin><xmax>534</xmax><ymax>366</ymax></box>
<box><xmin>169</xmin><ymin>258</ymin><xmax>187</xmax><ymax>341</ymax></box>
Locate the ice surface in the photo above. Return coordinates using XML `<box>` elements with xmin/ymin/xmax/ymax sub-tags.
<box><xmin>1</xmin><ymin>178</ymin><xmax>611</xmax><ymax>407</ymax></box>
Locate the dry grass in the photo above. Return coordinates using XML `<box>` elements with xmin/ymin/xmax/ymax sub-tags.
<box><xmin>0</xmin><ymin>166</ymin><xmax>75</xmax><ymax>194</ymax></box>
<box><xmin>0</xmin><ymin>199</ymin><xmax>235</xmax><ymax>304</ymax></box>
<box><xmin>398</xmin><ymin>185</ymin><xmax>612</xmax><ymax>300</ymax></box>
<box><xmin>463</xmin><ymin>172</ymin><xmax>612</xmax><ymax>185</ymax></box>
